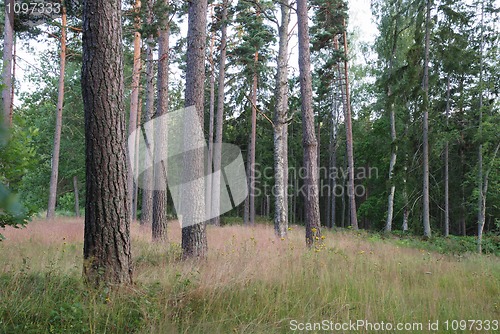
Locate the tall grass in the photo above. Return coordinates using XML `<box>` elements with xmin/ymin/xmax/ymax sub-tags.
<box><xmin>0</xmin><ymin>219</ymin><xmax>499</xmax><ymax>333</ymax></box>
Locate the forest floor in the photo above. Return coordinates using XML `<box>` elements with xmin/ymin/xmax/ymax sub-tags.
<box><xmin>1</xmin><ymin>218</ymin><xmax>499</xmax><ymax>333</ymax></box>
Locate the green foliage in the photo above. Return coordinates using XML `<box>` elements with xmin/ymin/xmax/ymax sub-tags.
<box><xmin>0</xmin><ymin>119</ymin><xmax>32</xmax><ymax>237</ymax></box>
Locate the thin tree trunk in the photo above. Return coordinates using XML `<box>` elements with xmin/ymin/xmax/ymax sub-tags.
<box><xmin>182</xmin><ymin>0</ymin><xmax>208</xmax><ymax>258</ymax></box>
<box><xmin>273</xmin><ymin>0</ymin><xmax>290</xmax><ymax>238</ymax></box>
<box><xmin>212</xmin><ymin>0</ymin><xmax>228</xmax><ymax>227</ymax></box>
<box><xmin>422</xmin><ymin>0</ymin><xmax>432</xmax><ymax>238</ymax></box>
<box><xmin>140</xmin><ymin>0</ymin><xmax>155</xmax><ymax>226</ymax></box>
<box><xmin>402</xmin><ymin>151</ymin><xmax>409</xmax><ymax>232</ymax></box>
<box><xmin>328</xmin><ymin>112</ymin><xmax>337</xmax><ymax>228</ymax></box>
<box><xmin>206</xmin><ymin>5</ymin><xmax>216</xmax><ymax>223</ymax></box>
<box><xmin>47</xmin><ymin>6</ymin><xmax>67</xmax><ymax>219</ymax></box>
<box><xmin>478</xmin><ymin>142</ymin><xmax>500</xmax><ymax>253</ymax></box>
<box><xmin>82</xmin><ymin>0</ymin><xmax>132</xmax><ymax>285</ymax></box>
<box><xmin>128</xmin><ymin>0</ymin><xmax>142</xmax><ymax>222</ymax></box>
<box><xmin>73</xmin><ymin>176</ymin><xmax>80</xmax><ymax>217</ymax></box>
<box><xmin>152</xmin><ymin>0</ymin><xmax>170</xmax><ymax>242</ymax></box>
<box><xmin>477</xmin><ymin>3</ymin><xmax>485</xmax><ymax>253</ymax></box>
<box><xmin>2</xmin><ymin>0</ymin><xmax>14</xmax><ymax>127</ymax></box>
<box><xmin>444</xmin><ymin>76</ymin><xmax>450</xmax><ymax>237</ymax></box>
<box><xmin>9</xmin><ymin>37</ymin><xmax>16</xmax><ymax>125</ymax></box>
<box><xmin>249</xmin><ymin>49</ymin><xmax>258</xmax><ymax>225</ymax></box>
<box><xmin>342</xmin><ymin>21</ymin><xmax>358</xmax><ymax>230</ymax></box>
<box><xmin>297</xmin><ymin>0</ymin><xmax>321</xmax><ymax>247</ymax></box>
<box><xmin>384</xmin><ymin>17</ymin><xmax>400</xmax><ymax>233</ymax></box>
<box><xmin>133</xmin><ymin>97</ymin><xmax>142</xmax><ymax>219</ymax></box>
<box><xmin>244</xmin><ymin>138</ymin><xmax>251</xmax><ymax>224</ymax></box>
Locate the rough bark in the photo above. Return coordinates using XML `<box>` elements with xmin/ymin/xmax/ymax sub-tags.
<box><xmin>273</xmin><ymin>0</ymin><xmax>290</xmax><ymax>238</ymax></box>
<box><xmin>182</xmin><ymin>0</ymin><xmax>208</xmax><ymax>258</ymax></box>
<box><xmin>422</xmin><ymin>0</ymin><xmax>431</xmax><ymax>238</ymax></box>
<box><xmin>297</xmin><ymin>0</ymin><xmax>321</xmax><ymax>247</ymax></box>
<box><xmin>152</xmin><ymin>0</ymin><xmax>170</xmax><ymax>242</ymax></box>
<box><xmin>212</xmin><ymin>0</ymin><xmax>228</xmax><ymax>227</ymax></box>
<box><xmin>2</xmin><ymin>0</ymin><xmax>14</xmax><ymax>127</ymax></box>
<box><xmin>140</xmin><ymin>0</ymin><xmax>155</xmax><ymax>226</ymax></box>
<box><xmin>128</xmin><ymin>0</ymin><xmax>142</xmax><ymax>221</ymax></box>
<box><xmin>82</xmin><ymin>0</ymin><xmax>132</xmax><ymax>285</ymax></box>
<box><xmin>47</xmin><ymin>7</ymin><xmax>67</xmax><ymax>219</ymax></box>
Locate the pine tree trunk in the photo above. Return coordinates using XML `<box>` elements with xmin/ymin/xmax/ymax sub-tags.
<box><xmin>140</xmin><ymin>0</ymin><xmax>155</xmax><ymax>226</ymax></box>
<box><xmin>206</xmin><ymin>6</ymin><xmax>216</xmax><ymax>222</ymax></box>
<box><xmin>422</xmin><ymin>0</ymin><xmax>431</xmax><ymax>238</ymax></box>
<box><xmin>444</xmin><ymin>76</ymin><xmax>450</xmax><ymax>237</ymax></box>
<box><xmin>182</xmin><ymin>0</ymin><xmax>208</xmax><ymax>258</ymax></box>
<box><xmin>477</xmin><ymin>4</ymin><xmax>485</xmax><ymax>253</ymax></box>
<box><xmin>212</xmin><ymin>0</ymin><xmax>228</xmax><ymax>227</ymax></box>
<box><xmin>82</xmin><ymin>0</ymin><xmax>132</xmax><ymax>285</ymax></box>
<box><xmin>132</xmin><ymin>98</ymin><xmax>142</xmax><ymax>219</ymax></box>
<box><xmin>128</xmin><ymin>0</ymin><xmax>142</xmax><ymax>222</ymax></box>
<box><xmin>273</xmin><ymin>0</ymin><xmax>290</xmax><ymax>238</ymax></box>
<box><xmin>47</xmin><ymin>6</ymin><xmax>67</xmax><ymax>219</ymax></box>
<box><xmin>249</xmin><ymin>50</ymin><xmax>258</xmax><ymax>226</ymax></box>
<box><xmin>297</xmin><ymin>0</ymin><xmax>321</xmax><ymax>247</ymax></box>
<box><xmin>152</xmin><ymin>0</ymin><xmax>170</xmax><ymax>242</ymax></box>
<box><xmin>422</xmin><ymin>0</ymin><xmax>432</xmax><ymax>238</ymax></box>
<box><xmin>2</xmin><ymin>0</ymin><xmax>14</xmax><ymax>127</ymax></box>
<box><xmin>342</xmin><ymin>22</ymin><xmax>358</xmax><ymax>230</ymax></box>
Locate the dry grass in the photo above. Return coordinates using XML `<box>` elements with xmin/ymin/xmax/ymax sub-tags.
<box><xmin>1</xmin><ymin>218</ymin><xmax>499</xmax><ymax>333</ymax></box>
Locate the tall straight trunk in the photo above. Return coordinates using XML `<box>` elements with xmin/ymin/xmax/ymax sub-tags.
<box><xmin>2</xmin><ymin>0</ymin><xmax>14</xmax><ymax>127</ymax></box>
<box><xmin>422</xmin><ymin>0</ymin><xmax>431</xmax><ymax>238</ymax></box>
<box><xmin>9</xmin><ymin>37</ymin><xmax>16</xmax><ymax>126</ymax></box>
<box><xmin>444</xmin><ymin>76</ymin><xmax>450</xmax><ymax>237</ymax></box>
<box><xmin>248</xmin><ymin>50</ymin><xmax>258</xmax><ymax>225</ymax></box>
<box><xmin>128</xmin><ymin>0</ymin><xmax>142</xmax><ymax>221</ymax></box>
<box><xmin>385</xmin><ymin>93</ymin><xmax>397</xmax><ymax>232</ymax></box>
<box><xmin>206</xmin><ymin>6</ymin><xmax>216</xmax><ymax>223</ymax></box>
<box><xmin>330</xmin><ymin>85</ymin><xmax>340</xmax><ymax>228</ymax></box>
<box><xmin>212</xmin><ymin>0</ymin><xmax>228</xmax><ymax>227</ymax></box>
<box><xmin>244</xmin><ymin>138</ymin><xmax>251</xmax><ymax>224</ymax></box>
<box><xmin>384</xmin><ymin>18</ymin><xmax>399</xmax><ymax>233</ymax></box>
<box><xmin>402</xmin><ymin>153</ymin><xmax>409</xmax><ymax>232</ymax></box>
<box><xmin>342</xmin><ymin>23</ymin><xmax>358</xmax><ymax>230</ymax></box>
<box><xmin>273</xmin><ymin>0</ymin><xmax>290</xmax><ymax>238</ymax></box>
<box><xmin>140</xmin><ymin>0</ymin><xmax>155</xmax><ymax>226</ymax></box>
<box><xmin>82</xmin><ymin>0</ymin><xmax>132</xmax><ymax>285</ymax></box>
<box><xmin>73</xmin><ymin>176</ymin><xmax>80</xmax><ymax>217</ymax></box>
<box><xmin>478</xmin><ymin>142</ymin><xmax>500</xmax><ymax>252</ymax></box>
<box><xmin>460</xmin><ymin>136</ymin><xmax>467</xmax><ymax>236</ymax></box>
<box><xmin>182</xmin><ymin>0</ymin><xmax>208</xmax><ymax>258</ymax></box>
<box><xmin>297</xmin><ymin>0</ymin><xmax>321</xmax><ymax>247</ymax></box>
<box><xmin>47</xmin><ymin>7</ymin><xmax>67</xmax><ymax>219</ymax></box>
<box><xmin>132</xmin><ymin>98</ymin><xmax>142</xmax><ymax>218</ymax></box>
<box><xmin>152</xmin><ymin>0</ymin><xmax>169</xmax><ymax>242</ymax></box>
<box><xmin>477</xmin><ymin>3</ymin><xmax>485</xmax><ymax>253</ymax></box>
